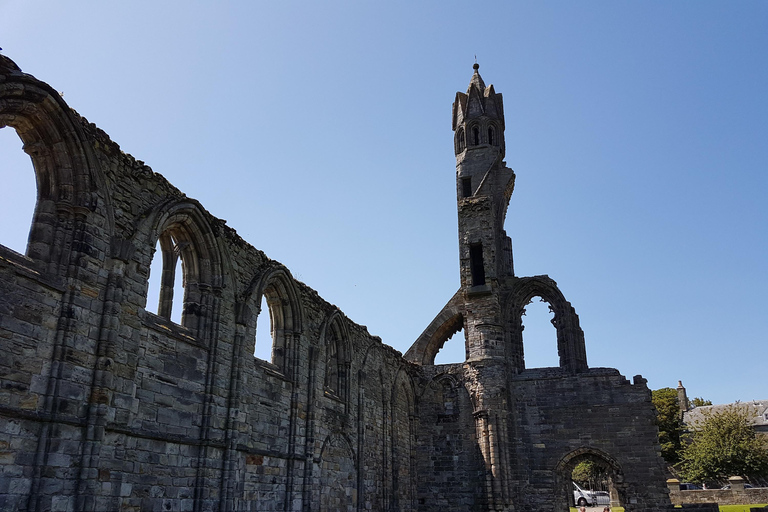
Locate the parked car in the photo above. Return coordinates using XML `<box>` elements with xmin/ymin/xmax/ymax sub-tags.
<box><xmin>721</xmin><ymin>483</ymin><xmax>754</xmax><ymax>489</ymax></box>
<box><xmin>573</xmin><ymin>481</ymin><xmax>611</xmax><ymax>507</ymax></box>
<box><xmin>679</xmin><ymin>483</ymin><xmax>702</xmax><ymax>490</ymax></box>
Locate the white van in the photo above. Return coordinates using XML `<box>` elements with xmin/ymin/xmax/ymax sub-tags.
<box><xmin>572</xmin><ymin>481</ymin><xmax>610</xmax><ymax>507</ymax></box>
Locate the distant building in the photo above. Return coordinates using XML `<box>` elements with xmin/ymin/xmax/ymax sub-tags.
<box><xmin>676</xmin><ymin>382</ymin><xmax>767</xmax><ymax>435</ymax></box>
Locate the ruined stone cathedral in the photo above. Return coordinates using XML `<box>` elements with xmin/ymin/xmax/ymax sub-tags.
<box><xmin>0</xmin><ymin>54</ymin><xmax>672</xmax><ymax>511</ymax></box>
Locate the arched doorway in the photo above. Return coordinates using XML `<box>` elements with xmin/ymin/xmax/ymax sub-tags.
<box><xmin>554</xmin><ymin>448</ymin><xmax>625</xmax><ymax>510</ymax></box>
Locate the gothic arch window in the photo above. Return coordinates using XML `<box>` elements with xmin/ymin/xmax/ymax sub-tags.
<box><xmin>0</xmin><ymin>72</ymin><xmax>101</xmax><ymax>271</ymax></box>
<box><xmin>488</xmin><ymin>125</ymin><xmax>496</xmax><ymax>146</ymax></box>
<box><xmin>520</xmin><ymin>296</ymin><xmax>559</xmax><ymax>369</ymax></box>
<box><xmin>324</xmin><ymin>315</ymin><xmax>349</xmax><ymax>403</ymax></box>
<box><xmin>147</xmin><ymin>233</ymin><xmax>185</xmax><ymax>323</ymax></box>
<box><xmin>147</xmin><ymin>218</ymin><xmax>203</xmax><ymax>329</ymax></box>
<box><xmin>249</xmin><ymin>268</ymin><xmax>302</xmax><ymax>374</ymax></box>
<box><xmin>144</xmin><ymin>204</ymin><xmax>224</xmax><ymax>337</ymax></box>
<box><xmin>0</xmin><ymin>127</ymin><xmax>36</xmax><ymax>256</ymax></box>
<box><xmin>508</xmin><ymin>276</ymin><xmax>588</xmax><ymax>374</ymax></box>
<box><xmin>325</xmin><ymin>331</ymin><xmax>339</xmax><ymax>393</ymax></box>
<box><xmin>253</xmin><ymin>294</ymin><xmax>271</xmax><ymax>360</ymax></box>
<box><xmin>455</xmin><ymin>128</ymin><xmax>466</xmax><ymax>154</ymax></box>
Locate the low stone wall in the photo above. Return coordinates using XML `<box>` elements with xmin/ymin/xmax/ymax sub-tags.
<box><xmin>668</xmin><ymin>479</ymin><xmax>768</xmax><ymax>506</ymax></box>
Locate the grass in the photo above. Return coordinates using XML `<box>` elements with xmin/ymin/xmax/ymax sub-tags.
<box><xmin>569</xmin><ymin>508</ymin><xmax>624</xmax><ymax>511</ymax></box>
<box><xmin>569</xmin><ymin>507</ymin><xmax>767</xmax><ymax>512</ymax></box>
<box><xmin>715</xmin><ymin>506</ymin><xmax>768</xmax><ymax>512</ymax></box>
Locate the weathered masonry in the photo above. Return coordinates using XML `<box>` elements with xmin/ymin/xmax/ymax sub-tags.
<box><xmin>0</xmin><ymin>55</ymin><xmax>672</xmax><ymax>511</ymax></box>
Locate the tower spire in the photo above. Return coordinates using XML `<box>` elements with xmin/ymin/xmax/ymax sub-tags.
<box><xmin>468</xmin><ymin>62</ymin><xmax>486</xmax><ymax>93</ymax></box>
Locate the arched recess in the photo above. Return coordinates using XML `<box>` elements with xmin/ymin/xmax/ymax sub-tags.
<box><xmin>554</xmin><ymin>447</ymin><xmax>626</xmax><ymax>510</ymax></box>
<box><xmin>240</xmin><ymin>265</ymin><xmax>303</xmax><ymax>374</ymax></box>
<box><xmin>316</xmin><ymin>432</ymin><xmax>357</xmax><ymax>512</ymax></box>
<box><xmin>0</xmin><ymin>55</ymin><xmax>111</xmax><ymax>270</ymax></box>
<box><xmin>358</xmin><ymin>344</ymin><xmax>386</xmax><ymax>511</ymax></box>
<box><xmin>141</xmin><ymin>199</ymin><xmax>225</xmax><ymax>336</ymax></box>
<box><xmin>404</xmin><ymin>294</ymin><xmax>464</xmax><ymax>365</ymax></box>
<box><xmin>433</xmin><ymin>374</ymin><xmax>461</xmax><ymax>418</ymax></box>
<box><xmin>506</xmin><ymin>276</ymin><xmax>587</xmax><ymax>374</ymax></box>
<box><xmin>455</xmin><ymin>127</ymin><xmax>466</xmax><ymax>154</ymax></box>
<box><xmin>391</xmin><ymin>368</ymin><xmax>416</xmax><ymax>512</ymax></box>
<box><xmin>321</xmin><ymin>310</ymin><xmax>350</xmax><ymax>404</ymax></box>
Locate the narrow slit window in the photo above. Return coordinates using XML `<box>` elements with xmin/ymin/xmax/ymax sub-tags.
<box><xmin>462</xmin><ymin>177</ymin><xmax>472</xmax><ymax>198</ymax></box>
<box><xmin>469</xmin><ymin>243</ymin><xmax>485</xmax><ymax>286</ymax></box>
<box><xmin>472</xmin><ymin>126</ymin><xmax>480</xmax><ymax>145</ymax></box>
<box><xmin>488</xmin><ymin>126</ymin><xmax>495</xmax><ymax>146</ymax></box>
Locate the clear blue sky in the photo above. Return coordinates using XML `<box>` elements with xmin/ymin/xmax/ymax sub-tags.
<box><xmin>2</xmin><ymin>1</ymin><xmax>766</xmax><ymax>405</ymax></box>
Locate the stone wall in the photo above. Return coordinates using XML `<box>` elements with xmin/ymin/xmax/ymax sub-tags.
<box><xmin>669</xmin><ymin>488</ymin><xmax>768</xmax><ymax>507</ymax></box>
<box><xmin>0</xmin><ymin>54</ymin><xmax>418</xmax><ymax>512</ymax></box>
<box><xmin>667</xmin><ymin>479</ymin><xmax>768</xmax><ymax>507</ymax></box>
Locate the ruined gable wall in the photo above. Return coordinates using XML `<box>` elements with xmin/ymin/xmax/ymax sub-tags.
<box><xmin>506</xmin><ymin>369</ymin><xmax>671</xmax><ymax>511</ymax></box>
<box><xmin>0</xmin><ymin>56</ymin><xmax>418</xmax><ymax>512</ymax></box>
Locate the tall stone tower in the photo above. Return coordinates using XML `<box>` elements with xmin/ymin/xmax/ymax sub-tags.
<box><xmin>452</xmin><ymin>62</ymin><xmax>516</xmax><ymax>363</ymax></box>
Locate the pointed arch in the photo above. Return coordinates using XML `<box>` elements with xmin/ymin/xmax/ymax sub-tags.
<box><xmin>316</xmin><ymin>432</ymin><xmax>357</xmax><ymax>512</ymax></box>
<box><xmin>391</xmin><ymin>368</ymin><xmax>416</xmax><ymax>512</ymax></box>
<box><xmin>0</xmin><ymin>55</ymin><xmax>112</xmax><ymax>269</ymax></box>
<box><xmin>358</xmin><ymin>345</ymin><xmax>386</xmax><ymax>510</ymax></box>
<box><xmin>138</xmin><ymin>199</ymin><xmax>226</xmax><ymax>336</ymax></box>
<box><xmin>455</xmin><ymin>127</ymin><xmax>466</xmax><ymax>154</ymax></box>
<box><xmin>404</xmin><ymin>293</ymin><xmax>464</xmax><ymax>365</ymax></box>
<box><xmin>554</xmin><ymin>447</ymin><xmax>626</xmax><ymax>509</ymax></box>
<box><xmin>506</xmin><ymin>276</ymin><xmax>587</xmax><ymax>373</ymax></box>
<box><xmin>429</xmin><ymin>373</ymin><xmax>462</xmax><ymax>417</ymax></box>
<box><xmin>239</xmin><ymin>265</ymin><xmax>303</xmax><ymax>374</ymax></box>
<box><xmin>320</xmin><ymin>309</ymin><xmax>350</xmax><ymax>404</ymax></box>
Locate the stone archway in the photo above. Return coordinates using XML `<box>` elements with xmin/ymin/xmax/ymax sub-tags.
<box><xmin>554</xmin><ymin>447</ymin><xmax>626</xmax><ymax>511</ymax></box>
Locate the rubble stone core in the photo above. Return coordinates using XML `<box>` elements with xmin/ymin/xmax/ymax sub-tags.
<box><xmin>0</xmin><ymin>55</ymin><xmax>671</xmax><ymax>511</ymax></box>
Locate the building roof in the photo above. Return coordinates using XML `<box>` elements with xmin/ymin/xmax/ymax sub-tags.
<box><xmin>683</xmin><ymin>400</ymin><xmax>768</xmax><ymax>431</ymax></box>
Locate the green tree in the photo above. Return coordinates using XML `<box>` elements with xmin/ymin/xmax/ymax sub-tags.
<box><xmin>572</xmin><ymin>460</ymin><xmax>608</xmax><ymax>490</ymax></box>
<box><xmin>572</xmin><ymin>460</ymin><xmax>594</xmax><ymax>485</ymax></box>
<box><xmin>690</xmin><ymin>397</ymin><xmax>712</xmax><ymax>408</ymax></box>
<box><xmin>652</xmin><ymin>387</ymin><xmax>683</xmax><ymax>464</ymax></box>
<box><xmin>678</xmin><ymin>404</ymin><xmax>768</xmax><ymax>483</ymax></box>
